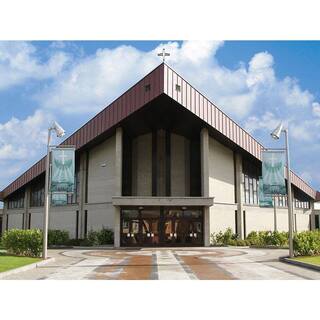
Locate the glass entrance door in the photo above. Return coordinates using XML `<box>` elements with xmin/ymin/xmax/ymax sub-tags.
<box><xmin>141</xmin><ymin>208</ymin><xmax>160</xmax><ymax>246</ymax></box>
<box><xmin>163</xmin><ymin>208</ymin><xmax>203</xmax><ymax>246</ymax></box>
<box><xmin>120</xmin><ymin>206</ymin><xmax>203</xmax><ymax>246</ymax></box>
<box><xmin>120</xmin><ymin>207</ymin><xmax>160</xmax><ymax>246</ymax></box>
<box><xmin>120</xmin><ymin>209</ymin><xmax>140</xmax><ymax>246</ymax></box>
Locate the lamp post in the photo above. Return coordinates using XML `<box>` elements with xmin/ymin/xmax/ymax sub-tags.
<box><xmin>271</xmin><ymin>123</ymin><xmax>294</xmax><ymax>258</ymax></box>
<box><xmin>42</xmin><ymin>121</ymin><xmax>65</xmax><ymax>259</ymax></box>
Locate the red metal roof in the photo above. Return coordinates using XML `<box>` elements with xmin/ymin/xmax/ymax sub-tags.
<box><xmin>0</xmin><ymin>63</ymin><xmax>317</xmax><ymax>200</ymax></box>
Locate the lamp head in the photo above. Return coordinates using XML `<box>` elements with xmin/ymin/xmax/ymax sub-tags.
<box><xmin>51</xmin><ymin>121</ymin><xmax>65</xmax><ymax>138</ymax></box>
<box><xmin>271</xmin><ymin>122</ymin><xmax>283</xmax><ymax>140</ymax></box>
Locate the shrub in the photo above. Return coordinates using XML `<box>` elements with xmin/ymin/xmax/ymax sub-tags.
<box><xmin>84</xmin><ymin>228</ymin><xmax>114</xmax><ymax>246</ymax></box>
<box><xmin>48</xmin><ymin>229</ymin><xmax>70</xmax><ymax>246</ymax></box>
<box><xmin>98</xmin><ymin>227</ymin><xmax>114</xmax><ymax>245</ymax></box>
<box><xmin>1</xmin><ymin>229</ymin><xmax>42</xmax><ymax>257</ymax></box>
<box><xmin>293</xmin><ymin>230</ymin><xmax>320</xmax><ymax>256</ymax></box>
<box><xmin>87</xmin><ymin>230</ymin><xmax>100</xmax><ymax>246</ymax></box>
<box><xmin>246</xmin><ymin>230</ymin><xmax>288</xmax><ymax>247</ymax></box>
<box><xmin>211</xmin><ymin>228</ymin><xmax>237</xmax><ymax>246</ymax></box>
<box><xmin>235</xmin><ymin>239</ymin><xmax>248</xmax><ymax>246</ymax></box>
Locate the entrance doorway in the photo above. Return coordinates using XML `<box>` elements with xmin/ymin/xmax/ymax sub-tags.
<box><xmin>120</xmin><ymin>206</ymin><xmax>204</xmax><ymax>247</ymax></box>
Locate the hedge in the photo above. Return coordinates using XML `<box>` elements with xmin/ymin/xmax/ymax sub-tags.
<box><xmin>86</xmin><ymin>227</ymin><xmax>114</xmax><ymax>246</ymax></box>
<box><xmin>48</xmin><ymin>229</ymin><xmax>70</xmax><ymax>246</ymax></box>
<box><xmin>293</xmin><ymin>230</ymin><xmax>320</xmax><ymax>256</ymax></box>
<box><xmin>210</xmin><ymin>229</ymin><xmax>288</xmax><ymax>247</ymax></box>
<box><xmin>1</xmin><ymin>229</ymin><xmax>42</xmax><ymax>257</ymax></box>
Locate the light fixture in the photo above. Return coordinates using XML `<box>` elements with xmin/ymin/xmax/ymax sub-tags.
<box><xmin>270</xmin><ymin>122</ymin><xmax>283</xmax><ymax>140</ymax></box>
<box><xmin>51</xmin><ymin>121</ymin><xmax>65</xmax><ymax>137</ymax></box>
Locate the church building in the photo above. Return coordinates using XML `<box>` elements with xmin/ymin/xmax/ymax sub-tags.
<box><xmin>0</xmin><ymin>63</ymin><xmax>318</xmax><ymax>246</ymax></box>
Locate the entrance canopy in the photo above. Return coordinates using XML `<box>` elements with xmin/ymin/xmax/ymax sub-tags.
<box><xmin>112</xmin><ymin>196</ymin><xmax>214</xmax><ymax>207</ymax></box>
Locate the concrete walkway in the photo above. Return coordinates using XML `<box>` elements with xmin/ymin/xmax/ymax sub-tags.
<box><xmin>2</xmin><ymin>247</ymin><xmax>320</xmax><ymax>280</ymax></box>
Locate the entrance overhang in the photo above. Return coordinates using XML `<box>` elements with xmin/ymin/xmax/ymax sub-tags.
<box><xmin>112</xmin><ymin>196</ymin><xmax>214</xmax><ymax>207</ymax></box>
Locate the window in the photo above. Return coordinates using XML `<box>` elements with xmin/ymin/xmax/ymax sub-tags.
<box><xmin>144</xmin><ymin>84</ymin><xmax>151</xmax><ymax>92</ymax></box>
<box><xmin>175</xmin><ymin>84</ymin><xmax>181</xmax><ymax>92</ymax></box>
<box><xmin>8</xmin><ymin>192</ymin><xmax>25</xmax><ymax>209</ymax></box>
<box><xmin>242</xmin><ymin>158</ymin><xmax>260</xmax><ymax>205</ymax></box>
<box><xmin>294</xmin><ymin>199</ymin><xmax>310</xmax><ymax>209</ymax></box>
<box><xmin>66</xmin><ymin>169</ymin><xmax>80</xmax><ymax>204</ymax></box>
<box><xmin>30</xmin><ymin>181</ymin><xmax>45</xmax><ymax>207</ymax></box>
<box><xmin>242</xmin><ymin>173</ymin><xmax>259</xmax><ymax>205</ymax></box>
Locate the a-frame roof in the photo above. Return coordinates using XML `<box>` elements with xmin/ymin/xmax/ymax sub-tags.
<box><xmin>0</xmin><ymin>63</ymin><xmax>317</xmax><ymax>200</ymax></box>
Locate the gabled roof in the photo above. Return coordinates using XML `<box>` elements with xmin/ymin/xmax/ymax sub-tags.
<box><xmin>0</xmin><ymin>63</ymin><xmax>317</xmax><ymax>200</ymax></box>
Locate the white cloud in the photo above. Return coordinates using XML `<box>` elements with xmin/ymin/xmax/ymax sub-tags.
<box><xmin>0</xmin><ymin>41</ymin><xmax>70</xmax><ymax>90</ymax></box>
<box><xmin>312</xmin><ymin>102</ymin><xmax>320</xmax><ymax>117</ymax></box>
<box><xmin>0</xmin><ymin>109</ymin><xmax>51</xmax><ymax>161</ymax></box>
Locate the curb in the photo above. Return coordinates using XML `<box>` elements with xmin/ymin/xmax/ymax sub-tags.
<box><xmin>279</xmin><ymin>256</ymin><xmax>320</xmax><ymax>272</ymax></box>
<box><xmin>0</xmin><ymin>257</ymin><xmax>55</xmax><ymax>279</ymax></box>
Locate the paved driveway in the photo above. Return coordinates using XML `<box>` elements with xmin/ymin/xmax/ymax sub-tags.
<box><xmin>2</xmin><ymin>247</ymin><xmax>320</xmax><ymax>280</ymax></box>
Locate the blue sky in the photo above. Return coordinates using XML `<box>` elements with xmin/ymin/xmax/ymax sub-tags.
<box><xmin>0</xmin><ymin>40</ymin><xmax>320</xmax><ymax>194</ymax></box>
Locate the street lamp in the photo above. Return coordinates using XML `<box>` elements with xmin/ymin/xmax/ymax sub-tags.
<box><xmin>270</xmin><ymin>122</ymin><xmax>294</xmax><ymax>258</ymax></box>
<box><xmin>43</xmin><ymin>121</ymin><xmax>65</xmax><ymax>259</ymax></box>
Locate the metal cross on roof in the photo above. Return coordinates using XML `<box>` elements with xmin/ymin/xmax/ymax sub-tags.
<box><xmin>158</xmin><ymin>48</ymin><xmax>170</xmax><ymax>62</ymax></box>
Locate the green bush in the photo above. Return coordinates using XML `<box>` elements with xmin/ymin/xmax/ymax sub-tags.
<box><xmin>98</xmin><ymin>227</ymin><xmax>114</xmax><ymax>244</ymax></box>
<box><xmin>246</xmin><ymin>231</ymin><xmax>288</xmax><ymax>247</ymax></box>
<box><xmin>293</xmin><ymin>230</ymin><xmax>320</xmax><ymax>256</ymax></box>
<box><xmin>87</xmin><ymin>230</ymin><xmax>100</xmax><ymax>246</ymax></box>
<box><xmin>234</xmin><ymin>239</ymin><xmax>248</xmax><ymax>246</ymax></box>
<box><xmin>211</xmin><ymin>228</ymin><xmax>237</xmax><ymax>246</ymax></box>
<box><xmin>48</xmin><ymin>229</ymin><xmax>70</xmax><ymax>246</ymax></box>
<box><xmin>85</xmin><ymin>228</ymin><xmax>114</xmax><ymax>246</ymax></box>
<box><xmin>1</xmin><ymin>229</ymin><xmax>42</xmax><ymax>257</ymax></box>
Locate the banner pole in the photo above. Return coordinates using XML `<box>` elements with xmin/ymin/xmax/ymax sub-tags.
<box><xmin>284</xmin><ymin>128</ymin><xmax>294</xmax><ymax>258</ymax></box>
<box><xmin>42</xmin><ymin>128</ymin><xmax>51</xmax><ymax>260</ymax></box>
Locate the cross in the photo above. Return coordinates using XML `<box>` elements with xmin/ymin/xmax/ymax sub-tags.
<box><xmin>58</xmin><ymin>150</ymin><xmax>67</xmax><ymax>165</ymax></box>
<box><xmin>158</xmin><ymin>48</ymin><xmax>170</xmax><ymax>62</ymax></box>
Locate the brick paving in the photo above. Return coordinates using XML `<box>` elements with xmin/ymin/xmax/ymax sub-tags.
<box><xmin>2</xmin><ymin>247</ymin><xmax>320</xmax><ymax>280</ymax></box>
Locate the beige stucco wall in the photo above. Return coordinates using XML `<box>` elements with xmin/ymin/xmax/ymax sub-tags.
<box><xmin>49</xmin><ymin>209</ymin><xmax>78</xmax><ymax>238</ymax></box>
<box><xmin>7</xmin><ymin>212</ymin><xmax>23</xmax><ymax>229</ymax></box>
<box><xmin>171</xmin><ymin>133</ymin><xmax>190</xmax><ymax>196</ymax></box>
<box><xmin>244</xmin><ymin>205</ymin><xmax>311</xmax><ymax>235</ymax></box>
<box><xmin>209</xmin><ymin>137</ymin><xmax>235</xmax><ymax>203</ymax></box>
<box><xmin>209</xmin><ymin>204</ymin><xmax>237</xmax><ymax>235</ymax></box>
<box><xmin>85</xmin><ymin>203</ymin><xmax>115</xmax><ymax>232</ymax></box>
<box><xmin>29</xmin><ymin>209</ymin><xmax>43</xmax><ymax>229</ymax></box>
<box><xmin>87</xmin><ymin>135</ymin><xmax>116</xmax><ymax>203</ymax></box>
<box><xmin>132</xmin><ymin>133</ymin><xmax>152</xmax><ymax>196</ymax></box>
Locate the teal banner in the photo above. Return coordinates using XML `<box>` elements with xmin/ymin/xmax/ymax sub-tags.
<box><xmin>51</xmin><ymin>147</ymin><xmax>75</xmax><ymax>193</ymax></box>
<box><xmin>51</xmin><ymin>193</ymin><xmax>68</xmax><ymax>206</ymax></box>
<box><xmin>259</xmin><ymin>177</ymin><xmax>273</xmax><ymax>207</ymax></box>
<box><xmin>262</xmin><ymin>150</ymin><xmax>286</xmax><ymax>195</ymax></box>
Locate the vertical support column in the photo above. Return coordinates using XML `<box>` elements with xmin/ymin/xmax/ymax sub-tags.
<box><xmin>157</xmin><ymin>129</ymin><xmax>166</xmax><ymax>196</ymax></box>
<box><xmin>200</xmin><ymin>128</ymin><xmax>209</xmax><ymax>197</ymax></box>
<box><xmin>114</xmin><ymin>127</ymin><xmax>123</xmax><ymax>248</ymax></box>
<box><xmin>200</xmin><ymin>128</ymin><xmax>210</xmax><ymax>246</ymax></box>
<box><xmin>78</xmin><ymin>152</ymin><xmax>88</xmax><ymax>238</ymax></box>
<box><xmin>24</xmin><ymin>186</ymin><xmax>31</xmax><ymax>229</ymax></box>
<box><xmin>3</xmin><ymin>200</ymin><xmax>8</xmax><ymax>232</ymax></box>
<box><xmin>235</xmin><ymin>152</ymin><xmax>244</xmax><ymax>239</ymax></box>
<box><xmin>310</xmin><ymin>202</ymin><xmax>316</xmax><ymax>230</ymax></box>
<box><xmin>115</xmin><ymin>127</ymin><xmax>123</xmax><ymax>196</ymax></box>
<box><xmin>114</xmin><ymin>206</ymin><xmax>121</xmax><ymax>247</ymax></box>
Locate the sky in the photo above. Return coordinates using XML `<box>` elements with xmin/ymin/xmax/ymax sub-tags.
<box><xmin>0</xmin><ymin>40</ymin><xmax>320</xmax><ymax>194</ymax></box>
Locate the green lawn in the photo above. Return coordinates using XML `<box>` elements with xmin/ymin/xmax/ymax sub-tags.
<box><xmin>293</xmin><ymin>256</ymin><xmax>320</xmax><ymax>266</ymax></box>
<box><xmin>0</xmin><ymin>252</ymin><xmax>41</xmax><ymax>273</ymax></box>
